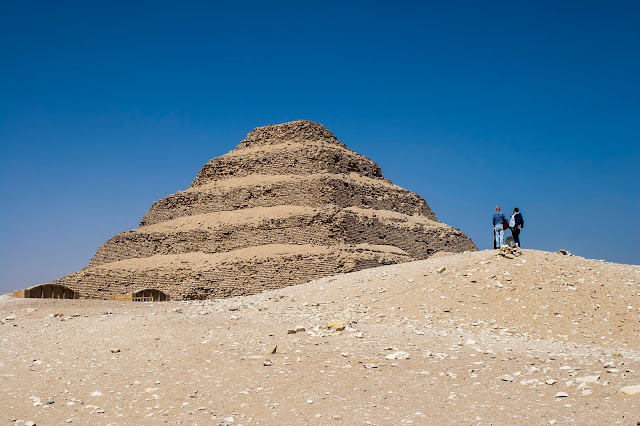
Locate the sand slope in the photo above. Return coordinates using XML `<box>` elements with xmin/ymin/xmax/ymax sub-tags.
<box><xmin>1</xmin><ymin>249</ymin><xmax>638</xmax><ymax>425</ymax></box>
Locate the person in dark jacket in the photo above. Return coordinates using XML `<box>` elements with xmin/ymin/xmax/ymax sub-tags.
<box><xmin>510</xmin><ymin>207</ymin><xmax>524</xmax><ymax>247</ymax></box>
<box><xmin>493</xmin><ymin>206</ymin><xmax>506</xmax><ymax>248</ymax></box>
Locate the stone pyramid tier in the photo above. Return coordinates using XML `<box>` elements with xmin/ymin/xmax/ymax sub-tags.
<box><xmin>140</xmin><ymin>173</ymin><xmax>436</xmax><ymax>226</ymax></box>
<box><xmin>52</xmin><ymin>120</ymin><xmax>477</xmax><ymax>300</ymax></box>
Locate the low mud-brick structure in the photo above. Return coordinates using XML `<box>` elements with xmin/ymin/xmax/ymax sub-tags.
<box><xmin>43</xmin><ymin>120</ymin><xmax>476</xmax><ymax>300</ymax></box>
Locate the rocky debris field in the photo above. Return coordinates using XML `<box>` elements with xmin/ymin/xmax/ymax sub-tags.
<box><xmin>1</xmin><ymin>249</ymin><xmax>639</xmax><ymax>425</ymax></box>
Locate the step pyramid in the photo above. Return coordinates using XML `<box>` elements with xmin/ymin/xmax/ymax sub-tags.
<box><xmin>52</xmin><ymin>120</ymin><xmax>476</xmax><ymax>300</ymax></box>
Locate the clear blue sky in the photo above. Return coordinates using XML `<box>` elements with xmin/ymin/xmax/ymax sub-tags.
<box><xmin>1</xmin><ymin>1</ymin><xmax>638</xmax><ymax>294</ymax></box>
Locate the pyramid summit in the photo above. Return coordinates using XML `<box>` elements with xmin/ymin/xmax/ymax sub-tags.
<box><xmin>238</xmin><ymin>119</ymin><xmax>345</xmax><ymax>149</ymax></box>
<box><xmin>188</xmin><ymin>120</ymin><xmax>383</xmax><ymax>189</ymax></box>
<box><xmin>39</xmin><ymin>120</ymin><xmax>476</xmax><ymax>300</ymax></box>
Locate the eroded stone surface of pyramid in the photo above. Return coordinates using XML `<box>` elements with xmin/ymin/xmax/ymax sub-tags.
<box><xmin>53</xmin><ymin>120</ymin><xmax>477</xmax><ymax>299</ymax></box>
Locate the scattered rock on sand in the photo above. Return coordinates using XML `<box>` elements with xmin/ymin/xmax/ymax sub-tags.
<box><xmin>385</xmin><ymin>351</ymin><xmax>410</xmax><ymax>360</ymax></box>
<box><xmin>1</xmin><ymin>248</ymin><xmax>637</xmax><ymax>424</ymax></box>
<box><xmin>618</xmin><ymin>385</ymin><xmax>640</xmax><ymax>395</ymax></box>
<box><xmin>327</xmin><ymin>320</ymin><xmax>345</xmax><ymax>330</ymax></box>
<box><xmin>576</xmin><ymin>375</ymin><xmax>599</xmax><ymax>383</ymax></box>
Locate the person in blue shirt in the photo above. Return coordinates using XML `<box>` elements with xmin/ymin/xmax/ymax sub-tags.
<box><xmin>493</xmin><ymin>206</ymin><xmax>507</xmax><ymax>248</ymax></box>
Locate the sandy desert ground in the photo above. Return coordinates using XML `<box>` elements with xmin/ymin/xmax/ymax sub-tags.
<box><xmin>1</xmin><ymin>249</ymin><xmax>639</xmax><ymax>425</ymax></box>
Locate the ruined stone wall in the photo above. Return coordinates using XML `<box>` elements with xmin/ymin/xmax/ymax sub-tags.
<box><xmin>140</xmin><ymin>176</ymin><xmax>436</xmax><ymax>226</ymax></box>
<box><xmin>190</xmin><ymin>144</ymin><xmax>383</xmax><ymax>187</ymax></box>
<box><xmin>58</xmin><ymin>248</ymin><xmax>411</xmax><ymax>300</ymax></box>
<box><xmin>335</xmin><ymin>213</ymin><xmax>476</xmax><ymax>258</ymax></box>
<box><xmin>92</xmin><ymin>208</ymin><xmax>474</xmax><ymax>267</ymax></box>
<box><xmin>89</xmin><ymin>221</ymin><xmax>336</xmax><ymax>267</ymax></box>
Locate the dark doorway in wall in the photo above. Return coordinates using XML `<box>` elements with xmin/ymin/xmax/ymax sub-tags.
<box><xmin>25</xmin><ymin>284</ymin><xmax>78</xmax><ymax>299</ymax></box>
<box><xmin>132</xmin><ymin>289</ymin><xmax>170</xmax><ymax>302</ymax></box>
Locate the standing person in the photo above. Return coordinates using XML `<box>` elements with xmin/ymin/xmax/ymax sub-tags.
<box><xmin>493</xmin><ymin>206</ymin><xmax>506</xmax><ymax>248</ymax></box>
<box><xmin>510</xmin><ymin>207</ymin><xmax>524</xmax><ymax>247</ymax></box>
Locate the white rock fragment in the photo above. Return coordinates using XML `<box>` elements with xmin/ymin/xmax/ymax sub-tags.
<box><xmin>618</xmin><ymin>384</ymin><xmax>640</xmax><ymax>395</ymax></box>
<box><xmin>91</xmin><ymin>391</ymin><xmax>103</xmax><ymax>397</ymax></box>
<box><xmin>554</xmin><ymin>392</ymin><xmax>569</xmax><ymax>398</ymax></box>
<box><xmin>385</xmin><ymin>351</ymin><xmax>410</xmax><ymax>360</ymax></box>
<box><xmin>576</xmin><ymin>375</ymin><xmax>599</xmax><ymax>383</ymax></box>
<box><xmin>327</xmin><ymin>321</ymin><xmax>345</xmax><ymax>331</ymax></box>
